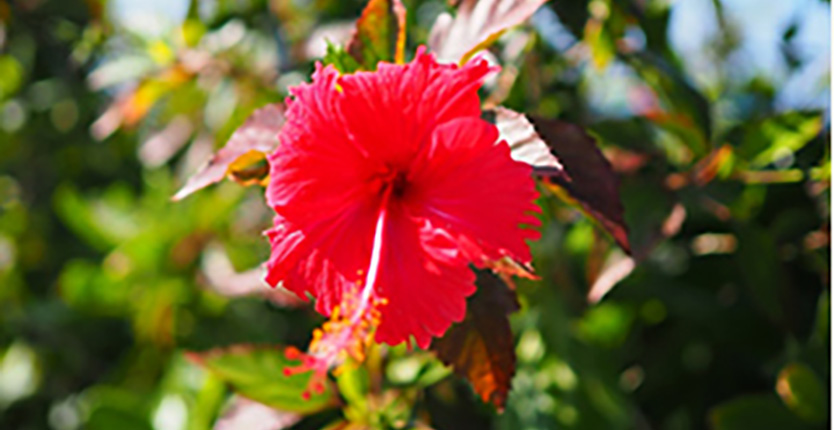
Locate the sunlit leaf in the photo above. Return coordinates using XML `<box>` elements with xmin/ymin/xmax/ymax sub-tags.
<box><xmin>776</xmin><ymin>362</ymin><xmax>827</xmax><ymax>424</ymax></box>
<box><xmin>430</xmin><ymin>270</ymin><xmax>519</xmax><ymax>410</ymax></box>
<box><xmin>345</xmin><ymin>0</ymin><xmax>407</xmax><ymax>69</ymax></box>
<box><xmin>0</xmin><ymin>55</ymin><xmax>24</xmax><ymax>100</ymax></box>
<box><xmin>173</xmin><ymin>103</ymin><xmax>284</xmax><ymax>201</ymax></box>
<box><xmin>737</xmin><ymin>111</ymin><xmax>824</xmax><ymax>168</ymax></box>
<box><xmin>428</xmin><ymin>0</ymin><xmax>548</xmax><ymax>64</ymax></box>
<box><xmin>487</xmin><ymin>107</ymin><xmax>563</xmax><ymax>172</ymax></box>
<box><xmin>335</xmin><ymin>362</ymin><xmax>369</xmax><ymax>410</ymax></box>
<box><xmin>323</xmin><ymin>42</ymin><xmax>361</xmax><ymax>74</ymax></box>
<box><xmin>187</xmin><ymin>345</ymin><xmax>337</xmax><ymax>414</ymax></box>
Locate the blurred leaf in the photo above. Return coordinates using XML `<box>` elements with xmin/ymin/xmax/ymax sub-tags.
<box><xmin>431</xmin><ymin>270</ymin><xmax>519</xmax><ymax>411</ymax></box>
<box><xmin>775</xmin><ymin>362</ymin><xmax>827</xmax><ymax>424</ymax></box>
<box><xmin>180</xmin><ymin>18</ymin><xmax>207</xmax><ymax>48</ymax></box>
<box><xmin>809</xmin><ymin>158</ymin><xmax>830</xmax><ymax>182</ymax></box>
<box><xmin>335</xmin><ymin>363</ymin><xmax>369</xmax><ymax>410</ymax></box>
<box><xmin>575</xmin><ymin>302</ymin><xmax>634</xmax><ymax>348</ymax></box>
<box><xmin>213</xmin><ymin>396</ymin><xmax>301</xmax><ymax>430</ymax></box>
<box><xmin>737</xmin><ymin>112</ymin><xmax>824</xmax><ymax>168</ymax></box>
<box><xmin>345</xmin><ymin>0</ymin><xmax>406</xmax><ymax>69</ymax></box>
<box><xmin>812</xmin><ymin>290</ymin><xmax>830</xmax><ymax>345</ymax></box>
<box><xmin>583</xmin><ymin>0</ymin><xmax>624</xmax><ymax>70</ymax></box>
<box><xmin>0</xmin><ymin>55</ymin><xmax>23</xmax><ymax>100</ymax></box>
<box><xmin>626</xmin><ymin>53</ymin><xmax>711</xmax><ymax>157</ymax></box>
<box><xmin>527</xmin><ymin>115</ymin><xmax>631</xmax><ymax>253</ymax></box>
<box><xmin>735</xmin><ymin>225</ymin><xmax>786</xmax><ymax>324</ymax></box>
<box><xmin>428</xmin><ymin>0</ymin><xmax>548</xmax><ymax>64</ymax></box>
<box><xmin>173</xmin><ymin>103</ymin><xmax>284</xmax><ymax>201</ymax></box>
<box><xmin>53</xmin><ymin>185</ymin><xmax>138</xmax><ymax>250</ymax></box>
<box><xmin>386</xmin><ymin>352</ymin><xmax>451</xmax><ymax>387</ymax></box>
<box><xmin>87</xmin><ymin>408</ymin><xmax>153</xmax><ymax>430</ymax></box>
<box><xmin>187</xmin><ymin>345</ymin><xmax>337</xmax><ymax>414</ymax></box>
<box><xmin>87</xmin><ymin>55</ymin><xmax>156</xmax><ymax>90</ymax></box>
<box><xmin>83</xmin><ymin>386</ymin><xmax>154</xmax><ymax>430</ymax></box>
<box><xmin>59</xmin><ymin>259</ymin><xmax>130</xmax><ymax>313</ymax></box>
<box><xmin>200</xmin><ymin>244</ymin><xmax>303</xmax><ymax>307</ymax></box>
<box><xmin>710</xmin><ymin>393</ymin><xmax>812</xmax><ymax>430</ymax></box>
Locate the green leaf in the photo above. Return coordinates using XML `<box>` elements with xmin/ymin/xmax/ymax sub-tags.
<box><xmin>323</xmin><ymin>42</ymin><xmax>361</xmax><ymax>74</ymax></box>
<box><xmin>626</xmin><ymin>52</ymin><xmax>712</xmax><ymax>158</ymax></box>
<box><xmin>710</xmin><ymin>393</ymin><xmax>813</xmax><ymax>430</ymax></box>
<box><xmin>0</xmin><ymin>55</ymin><xmax>23</xmax><ymax>100</ymax></box>
<box><xmin>187</xmin><ymin>345</ymin><xmax>337</xmax><ymax>414</ymax></box>
<box><xmin>776</xmin><ymin>362</ymin><xmax>827</xmax><ymax>424</ymax></box>
<box><xmin>575</xmin><ymin>302</ymin><xmax>635</xmax><ymax>348</ymax></box>
<box><xmin>83</xmin><ymin>386</ymin><xmax>154</xmax><ymax>430</ymax></box>
<box><xmin>345</xmin><ymin>0</ymin><xmax>407</xmax><ymax>70</ymax></box>
<box><xmin>734</xmin><ymin>225</ymin><xmax>786</xmax><ymax>324</ymax></box>
<box><xmin>335</xmin><ymin>363</ymin><xmax>369</xmax><ymax>410</ymax></box>
<box><xmin>737</xmin><ymin>111</ymin><xmax>824</xmax><ymax>168</ymax></box>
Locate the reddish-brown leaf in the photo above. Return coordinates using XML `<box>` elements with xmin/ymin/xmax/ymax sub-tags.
<box><xmin>346</xmin><ymin>0</ymin><xmax>407</xmax><ymax>69</ymax></box>
<box><xmin>428</xmin><ymin>0</ymin><xmax>548</xmax><ymax>64</ymax></box>
<box><xmin>172</xmin><ymin>103</ymin><xmax>284</xmax><ymax>201</ymax></box>
<box><xmin>430</xmin><ymin>270</ymin><xmax>519</xmax><ymax>410</ymax></box>
<box><xmin>489</xmin><ymin>108</ymin><xmax>630</xmax><ymax>253</ymax></box>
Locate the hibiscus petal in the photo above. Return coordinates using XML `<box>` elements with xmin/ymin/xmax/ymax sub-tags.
<box><xmin>265</xmin><ymin>66</ymin><xmax>381</xmax><ymax>315</ymax></box>
<box><xmin>337</xmin><ymin>48</ymin><xmax>494</xmax><ymax>168</ymax></box>
<box><xmin>374</xmin><ymin>203</ymin><xmax>476</xmax><ymax>348</ymax></box>
<box><xmin>408</xmin><ymin>117</ymin><xmax>541</xmax><ymax>265</ymax></box>
<box><xmin>263</xmin><ymin>49</ymin><xmax>539</xmax><ymax>353</ymax></box>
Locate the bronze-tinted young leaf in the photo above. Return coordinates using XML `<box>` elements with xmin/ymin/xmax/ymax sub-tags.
<box><xmin>345</xmin><ymin>0</ymin><xmax>406</xmax><ymax>69</ymax></box>
<box><xmin>488</xmin><ymin>107</ymin><xmax>564</xmax><ymax>175</ymax></box>
<box><xmin>527</xmin><ymin>115</ymin><xmax>631</xmax><ymax>254</ymax></box>
<box><xmin>172</xmin><ymin>103</ymin><xmax>284</xmax><ymax>201</ymax></box>
<box><xmin>488</xmin><ymin>108</ymin><xmax>630</xmax><ymax>253</ymax></box>
<box><xmin>428</xmin><ymin>0</ymin><xmax>548</xmax><ymax>64</ymax></box>
<box><xmin>430</xmin><ymin>270</ymin><xmax>519</xmax><ymax>411</ymax></box>
<box><xmin>187</xmin><ymin>345</ymin><xmax>337</xmax><ymax>414</ymax></box>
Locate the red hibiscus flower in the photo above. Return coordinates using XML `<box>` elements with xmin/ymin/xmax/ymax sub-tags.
<box><xmin>265</xmin><ymin>48</ymin><xmax>540</xmax><ymax>375</ymax></box>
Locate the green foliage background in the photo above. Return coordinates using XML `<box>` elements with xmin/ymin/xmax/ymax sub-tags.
<box><xmin>0</xmin><ymin>0</ymin><xmax>829</xmax><ymax>429</ymax></box>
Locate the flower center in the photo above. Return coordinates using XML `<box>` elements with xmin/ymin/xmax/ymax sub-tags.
<box><xmin>390</xmin><ymin>171</ymin><xmax>408</xmax><ymax>198</ymax></box>
<box><xmin>371</xmin><ymin>166</ymin><xmax>409</xmax><ymax>199</ymax></box>
<box><xmin>281</xmin><ymin>183</ymin><xmax>393</xmax><ymax>398</ymax></box>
